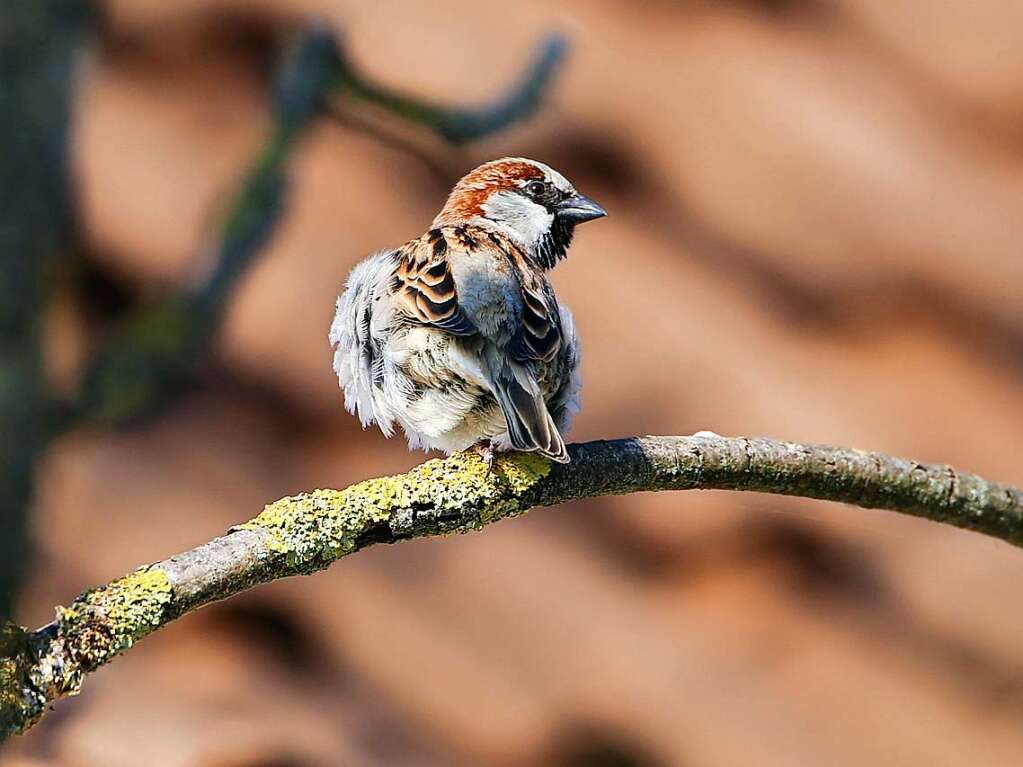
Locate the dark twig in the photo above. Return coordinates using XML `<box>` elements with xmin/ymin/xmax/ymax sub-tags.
<box><xmin>74</xmin><ymin>28</ymin><xmax>345</xmax><ymax>426</ymax></box>
<box><xmin>327</xmin><ymin>32</ymin><xmax>569</xmax><ymax>145</ymax></box>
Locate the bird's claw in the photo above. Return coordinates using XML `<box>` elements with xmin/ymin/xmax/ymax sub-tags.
<box><xmin>471</xmin><ymin>440</ymin><xmax>496</xmax><ymax>471</ymax></box>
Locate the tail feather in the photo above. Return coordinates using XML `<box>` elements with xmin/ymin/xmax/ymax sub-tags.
<box><xmin>492</xmin><ymin>370</ymin><xmax>569</xmax><ymax>463</ymax></box>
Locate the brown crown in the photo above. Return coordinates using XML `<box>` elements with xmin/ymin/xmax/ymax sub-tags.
<box><xmin>433</xmin><ymin>158</ymin><xmax>545</xmax><ymax>225</ymax></box>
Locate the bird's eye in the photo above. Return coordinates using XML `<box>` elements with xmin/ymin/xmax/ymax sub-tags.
<box><xmin>525</xmin><ymin>180</ymin><xmax>548</xmax><ymax>199</ymax></box>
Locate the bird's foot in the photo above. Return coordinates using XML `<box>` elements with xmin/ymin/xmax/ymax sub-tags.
<box><xmin>470</xmin><ymin>440</ymin><xmax>496</xmax><ymax>471</ymax></box>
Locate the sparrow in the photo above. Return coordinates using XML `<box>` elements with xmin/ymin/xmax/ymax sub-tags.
<box><xmin>329</xmin><ymin>157</ymin><xmax>606</xmax><ymax>463</ymax></box>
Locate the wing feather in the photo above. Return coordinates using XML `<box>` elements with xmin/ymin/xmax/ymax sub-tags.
<box><xmin>509</xmin><ymin>276</ymin><xmax>563</xmax><ymax>364</ymax></box>
<box><xmin>391</xmin><ymin>229</ymin><xmax>477</xmax><ymax>336</ymax></box>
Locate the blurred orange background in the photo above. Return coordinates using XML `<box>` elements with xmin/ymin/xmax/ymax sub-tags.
<box><xmin>6</xmin><ymin>1</ymin><xmax>1023</xmax><ymax>765</ymax></box>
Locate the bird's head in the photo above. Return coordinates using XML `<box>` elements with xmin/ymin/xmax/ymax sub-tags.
<box><xmin>433</xmin><ymin>157</ymin><xmax>606</xmax><ymax>269</ymax></box>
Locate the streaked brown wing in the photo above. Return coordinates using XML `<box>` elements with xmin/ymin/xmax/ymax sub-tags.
<box><xmin>391</xmin><ymin>229</ymin><xmax>476</xmax><ymax>336</ymax></box>
<box><xmin>510</xmin><ymin>278</ymin><xmax>562</xmax><ymax>363</ymax></box>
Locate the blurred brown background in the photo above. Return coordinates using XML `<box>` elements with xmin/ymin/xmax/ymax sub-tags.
<box><xmin>6</xmin><ymin>0</ymin><xmax>1023</xmax><ymax>765</ymax></box>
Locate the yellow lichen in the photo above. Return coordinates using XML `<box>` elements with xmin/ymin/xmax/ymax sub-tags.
<box><xmin>0</xmin><ymin>623</ymin><xmax>34</xmax><ymax>733</ymax></box>
<box><xmin>494</xmin><ymin>451</ymin><xmax>551</xmax><ymax>494</ymax></box>
<box><xmin>58</xmin><ymin>567</ymin><xmax>172</xmax><ymax>671</ymax></box>
<box><xmin>238</xmin><ymin>449</ymin><xmax>552</xmax><ymax>567</ymax></box>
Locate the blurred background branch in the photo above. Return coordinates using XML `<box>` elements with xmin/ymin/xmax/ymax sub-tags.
<box><xmin>72</xmin><ymin>27</ymin><xmax>343</xmax><ymax>426</ymax></box>
<box><xmin>0</xmin><ymin>16</ymin><xmax>567</xmax><ymax>619</ymax></box>
<box><xmin>0</xmin><ymin>0</ymin><xmax>93</xmax><ymax>623</ymax></box>
<box><xmin>327</xmin><ymin>31</ymin><xmax>568</xmax><ymax>145</ymax></box>
<box><xmin>3</xmin><ymin>434</ymin><xmax>1020</xmax><ymax>739</ymax></box>
<box><xmin>75</xmin><ymin>25</ymin><xmax>567</xmax><ymax>426</ymax></box>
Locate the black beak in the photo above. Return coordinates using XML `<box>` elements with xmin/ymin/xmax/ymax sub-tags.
<box><xmin>556</xmin><ymin>193</ymin><xmax>607</xmax><ymax>223</ymax></box>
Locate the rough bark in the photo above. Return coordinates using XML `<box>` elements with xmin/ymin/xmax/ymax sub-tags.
<box><xmin>3</xmin><ymin>435</ymin><xmax>1021</xmax><ymax>739</ymax></box>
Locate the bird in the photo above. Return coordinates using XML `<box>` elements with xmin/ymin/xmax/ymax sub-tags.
<box><xmin>329</xmin><ymin>157</ymin><xmax>606</xmax><ymax>464</ymax></box>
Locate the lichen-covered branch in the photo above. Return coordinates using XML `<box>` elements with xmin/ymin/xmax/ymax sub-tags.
<box><xmin>3</xmin><ymin>435</ymin><xmax>1021</xmax><ymax>739</ymax></box>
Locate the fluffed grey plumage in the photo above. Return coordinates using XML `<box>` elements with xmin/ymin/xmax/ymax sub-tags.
<box><xmin>329</xmin><ymin>158</ymin><xmax>604</xmax><ymax>463</ymax></box>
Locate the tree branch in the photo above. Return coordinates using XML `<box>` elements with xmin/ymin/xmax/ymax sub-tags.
<box><xmin>3</xmin><ymin>434</ymin><xmax>1021</xmax><ymax>739</ymax></box>
<box><xmin>73</xmin><ymin>27</ymin><xmax>344</xmax><ymax>427</ymax></box>
<box><xmin>328</xmin><ymin>32</ymin><xmax>568</xmax><ymax>145</ymax></box>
